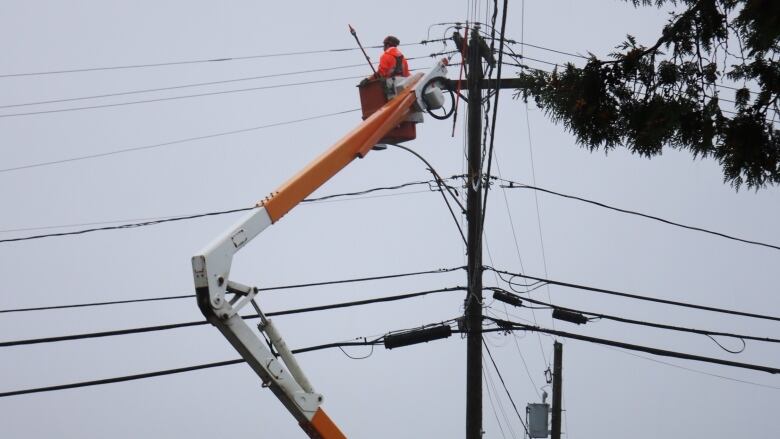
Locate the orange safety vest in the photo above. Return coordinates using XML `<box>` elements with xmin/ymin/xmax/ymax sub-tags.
<box><xmin>377</xmin><ymin>46</ymin><xmax>410</xmax><ymax>78</ymax></box>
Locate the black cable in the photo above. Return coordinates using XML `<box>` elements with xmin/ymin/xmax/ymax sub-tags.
<box><xmin>0</xmin><ymin>314</ymin><xmax>448</xmax><ymax>398</ymax></box>
<box><xmin>267</xmin><ymin>286</ymin><xmax>465</xmax><ymax>317</ymax></box>
<box><xmin>0</xmin><ymin>321</ymin><xmax>208</xmax><ymax>347</ymax></box>
<box><xmin>389</xmin><ymin>143</ymin><xmax>468</xmax><ymax>246</ymax></box>
<box><xmin>0</xmin><ymin>64</ymin><xmax>367</xmax><ymax>109</ymax></box>
<box><xmin>482</xmin><ymin>338</ymin><xmax>530</xmax><ymax>436</ymax></box>
<box><xmin>302</xmin><ymin>177</ymin><xmax>460</xmax><ymax>202</ymax></box>
<box><xmin>514</xmin><ymin>41</ymin><xmax>589</xmax><ymax>60</ymax></box>
<box><xmin>389</xmin><ymin>144</ymin><xmax>466</xmax><ymax>213</ymax></box>
<box><xmin>0</xmin><ymin>359</ymin><xmax>246</xmax><ymax>398</ymax></box>
<box><xmin>0</xmin><ymin>108</ymin><xmax>360</xmax><ymax>174</ymax></box>
<box><xmin>483</xmin><ymin>318</ymin><xmax>780</xmax><ymax>374</ymax></box>
<box><xmin>0</xmin><ymin>266</ymin><xmax>463</xmax><ymax>314</ymax></box>
<box><xmin>0</xmin><ymin>75</ymin><xmax>365</xmax><ymax>119</ymax></box>
<box><xmin>291</xmin><ymin>340</ymin><xmax>381</xmax><ymax>355</ymax></box>
<box><xmin>0</xmin><ymin>40</ymin><xmax>447</xmax><ymax>79</ymax></box>
<box><xmin>0</xmin><ymin>180</ymin><xmax>445</xmax><ymax>235</ymax></box>
<box><xmin>468</xmin><ymin>22</ymin><xmax>589</xmax><ymax>60</ymax></box>
<box><xmin>485</xmin><ymin>266</ymin><xmax>780</xmax><ymax>323</ymax></box>
<box><xmin>479</xmin><ymin>0</ymin><xmax>509</xmax><ymax>239</ymax></box>
<box><xmin>705</xmin><ymin>334</ymin><xmax>746</xmax><ymax>354</ymax></box>
<box><xmin>0</xmin><ymin>286</ymin><xmax>465</xmax><ymax>347</ymax></box>
<box><xmin>0</xmin><ymin>294</ymin><xmax>195</xmax><ymax>314</ymax></box>
<box><xmin>0</xmin><ymin>337</ymin><xmax>380</xmax><ymax>398</ymax></box>
<box><xmin>489</xmin><ymin>287</ymin><xmax>780</xmax><ymax>345</ymax></box>
<box><xmin>0</xmin><ymin>179</ymin><xmax>463</xmax><ymax>244</ymax></box>
<box><xmin>338</xmin><ymin>340</ymin><xmax>375</xmax><ymax>360</ymax></box>
<box><xmin>0</xmin><ymin>189</ymin><xmax>426</xmax><ymax>235</ymax></box>
<box><xmin>497</xmin><ymin>179</ymin><xmax>780</xmax><ymax>253</ymax></box>
<box><xmin>0</xmin><ymin>55</ymin><xmax>437</xmax><ymax>111</ymax></box>
<box><xmin>0</xmin><ymin>207</ymin><xmax>255</xmax><ymax>244</ymax></box>
<box><xmin>605</xmin><ymin>344</ymin><xmax>780</xmax><ymax>390</ymax></box>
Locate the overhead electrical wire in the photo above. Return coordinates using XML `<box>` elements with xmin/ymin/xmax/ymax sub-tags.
<box><xmin>0</xmin><ymin>187</ymin><xmax>442</xmax><ymax>235</ymax></box>
<box><xmin>0</xmin><ymin>178</ymin><xmax>461</xmax><ymax>244</ymax></box>
<box><xmin>389</xmin><ymin>143</ymin><xmax>467</xmax><ymax>245</ymax></box>
<box><xmin>0</xmin><ymin>359</ymin><xmax>246</xmax><ymax>398</ymax></box>
<box><xmin>0</xmin><ymin>207</ymin><xmax>254</xmax><ymax>244</ymax></box>
<box><xmin>603</xmin><ymin>345</ymin><xmax>780</xmax><ymax>391</ymax></box>
<box><xmin>0</xmin><ymin>286</ymin><xmax>465</xmax><ymax>347</ymax></box>
<box><xmin>482</xmin><ymin>0</ymin><xmax>553</xmax><ymax>386</ymax></box>
<box><xmin>0</xmin><ymin>39</ymin><xmax>448</xmax><ymax>79</ymax></box>
<box><xmin>0</xmin><ymin>55</ymin><xmax>437</xmax><ymax>111</ymax></box>
<box><xmin>496</xmin><ymin>178</ymin><xmax>780</xmax><ymax>252</ymax></box>
<box><xmin>488</xmin><ymin>287</ymin><xmax>780</xmax><ymax>346</ymax></box>
<box><xmin>482</xmin><ymin>338</ymin><xmax>530</xmax><ymax>437</ymax></box>
<box><xmin>0</xmin><ymin>337</ymin><xmax>380</xmax><ymax>398</ymax></box>
<box><xmin>0</xmin><ymin>75</ymin><xmax>366</xmax><ymax>118</ymax></box>
<box><xmin>482</xmin><ymin>356</ymin><xmax>515</xmax><ymax>439</ymax></box>
<box><xmin>0</xmin><ymin>108</ymin><xmax>359</xmax><ymax>174</ymax></box>
<box><xmin>0</xmin><ymin>266</ymin><xmax>463</xmax><ymax>315</ymax></box>
<box><xmin>483</xmin><ymin>317</ymin><xmax>780</xmax><ymax>374</ymax></box>
<box><xmin>0</xmin><ymin>64</ymin><xmax>364</xmax><ymax>110</ymax></box>
<box><xmin>0</xmin><ymin>316</ymin><xmax>463</xmax><ymax>398</ymax></box>
<box><xmin>478</xmin><ymin>0</ymin><xmax>509</xmax><ymax>234</ymax></box>
<box><xmin>485</xmin><ymin>266</ymin><xmax>780</xmax><ymax>323</ymax></box>
<box><xmin>0</xmin><ymin>59</ymin><xmax>454</xmax><ymax>119</ymax></box>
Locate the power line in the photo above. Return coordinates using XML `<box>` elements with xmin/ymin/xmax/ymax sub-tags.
<box><xmin>485</xmin><ymin>266</ymin><xmax>780</xmax><ymax>323</ymax></box>
<box><xmin>0</xmin><ymin>336</ymin><xmax>379</xmax><ymax>398</ymax></box>
<box><xmin>0</xmin><ymin>286</ymin><xmax>465</xmax><ymax>346</ymax></box>
<box><xmin>0</xmin><ymin>266</ymin><xmax>462</xmax><ymax>315</ymax></box>
<box><xmin>0</xmin><ymin>108</ymin><xmax>358</xmax><ymax>174</ymax></box>
<box><xmin>603</xmin><ymin>345</ymin><xmax>780</xmax><ymax>391</ymax></box>
<box><xmin>1</xmin><ymin>313</ymin><xmax>473</xmax><ymax>398</ymax></box>
<box><xmin>389</xmin><ymin>144</ymin><xmax>467</xmax><ymax>245</ymax></box>
<box><xmin>0</xmin><ymin>64</ymin><xmax>367</xmax><ymax>109</ymax></box>
<box><xmin>0</xmin><ymin>40</ymin><xmax>447</xmax><ymax>79</ymax></box>
<box><xmin>482</xmin><ymin>338</ymin><xmax>530</xmax><ymax>437</ymax></box>
<box><xmin>0</xmin><ymin>187</ymin><xmax>442</xmax><ymax>235</ymax></box>
<box><xmin>0</xmin><ymin>359</ymin><xmax>245</xmax><ymax>398</ymax></box>
<box><xmin>0</xmin><ymin>55</ymin><xmax>436</xmax><ymax>110</ymax></box>
<box><xmin>490</xmin><ymin>287</ymin><xmax>780</xmax><ymax>345</ymax></box>
<box><xmin>470</xmin><ymin>22</ymin><xmax>589</xmax><ymax>61</ymax></box>
<box><xmin>484</xmin><ymin>318</ymin><xmax>780</xmax><ymax>374</ymax></box>
<box><xmin>0</xmin><ymin>179</ymin><xmax>457</xmax><ymax>244</ymax></box>
<box><xmin>0</xmin><ymin>75</ymin><xmax>365</xmax><ymax>119</ymax></box>
<box><xmin>0</xmin><ymin>207</ymin><xmax>253</xmax><ymax>244</ymax></box>
<box><xmin>0</xmin><ymin>58</ymin><xmax>451</xmax><ymax>119</ymax></box>
<box><xmin>497</xmin><ymin>178</ymin><xmax>780</xmax><ymax>252</ymax></box>
<box><xmin>483</xmin><ymin>354</ymin><xmax>518</xmax><ymax>439</ymax></box>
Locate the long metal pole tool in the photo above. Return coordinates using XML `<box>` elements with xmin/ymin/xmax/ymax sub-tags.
<box><xmin>348</xmin><ymin>24</ymin><xmax>377</xmax><ymax>76</ymax></box>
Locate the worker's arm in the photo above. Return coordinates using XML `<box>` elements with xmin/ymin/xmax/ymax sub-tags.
<box><xmin>192</xmin><ymin>61</ymin><xmax>448</xmax><ymax>439</ymax></box>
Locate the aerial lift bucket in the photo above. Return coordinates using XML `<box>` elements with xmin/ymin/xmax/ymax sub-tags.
<box><xmin>358</xmin><ymin>78</ymin><xmax>416</xmax><ymax>144</ymax></box>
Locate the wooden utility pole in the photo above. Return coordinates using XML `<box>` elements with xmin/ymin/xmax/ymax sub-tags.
<box><xmin>465</xmin><ymin>25</ymin><xmax>485</xmax><ymax>439</ymax></box>
<box><xmin>551</xmin><ymin>342</ymin><xmax>563</xmax><ymax>439</ymax></box>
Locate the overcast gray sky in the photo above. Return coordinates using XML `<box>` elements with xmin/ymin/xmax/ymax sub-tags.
<box><xmin>1</xmin><ymin>1</ymin><xmax>778</xmax><ymax>438</ymax></box>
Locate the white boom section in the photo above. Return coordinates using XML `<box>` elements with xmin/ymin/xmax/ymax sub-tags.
<box><xmin>192</xmin><ymin>207</ymin><xmax>323</xmax><ymax>424</ymax></box>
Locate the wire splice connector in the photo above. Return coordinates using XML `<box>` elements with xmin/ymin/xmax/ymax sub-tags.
<box><xmin>384</xmin><ymin>324</ymin><xmax>453</xmax><ymax>349</ymax></box>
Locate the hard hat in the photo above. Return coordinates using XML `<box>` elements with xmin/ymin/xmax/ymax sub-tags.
<box><xmin>383</xmin><ymin>35</ymin><xmax>400</xmax><ymax>47</ymax></box>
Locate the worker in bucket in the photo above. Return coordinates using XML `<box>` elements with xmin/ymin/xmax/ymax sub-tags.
<box><xmin>370</xmin><ymin>35</ymin><xmax>410</xmax><ymax>102</ymax></box>
<box><xmin>374</xmin><ymin>35</ymin><xmax>410</xmax><ymax>79</ymax></box>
